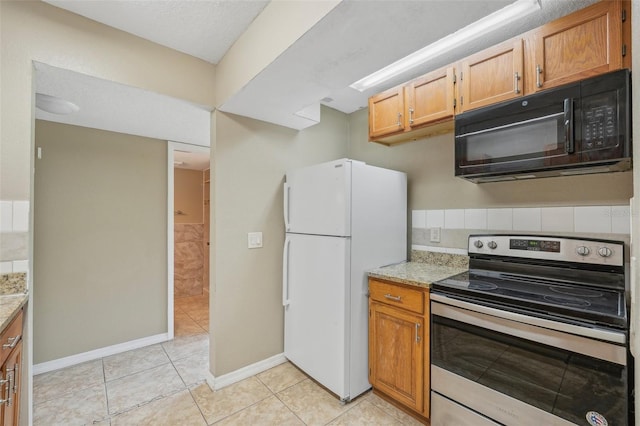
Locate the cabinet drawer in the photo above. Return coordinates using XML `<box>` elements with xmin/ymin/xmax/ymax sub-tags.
<box><xmin>0</xmin><ymin>310</ymin><xmax>22</xmax><ymax>367</ymax></box>
<box><xmin>370</xmin><ymin>280</ymin><xmax>423</xmax><ymax>314</ymax></box>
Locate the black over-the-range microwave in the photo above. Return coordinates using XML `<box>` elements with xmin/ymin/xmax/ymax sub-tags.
<box><xmin>454</xmin><ymin>69</ymin><xmax>631</xmax><ymax>183</ymax></box>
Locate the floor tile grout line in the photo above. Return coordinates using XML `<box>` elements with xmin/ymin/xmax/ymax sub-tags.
<box><xmin>187</xmin><ymin>384</ymin><xmax>211</xmax><ymax>425</ymax></box>
<box><xmin>104</xmin><ymin>358</ymin><xmax>174</xmax><ymax>385</ymax></box>
<box><xmin>33</xmin><ymin>378</ymin><xmax>106</xmax><ymax>406</ymax></box>
<box><xmin>273</xmin><ymin>391</ymin><xmax>308</xmax><ymax>425</ymax></box>
<box><xmin>104</xmin><ymin>361</ymin><xmax>188</xmax><ymax>416</ymax></box>
<box><xmin>202</xmin><ymin>392</ymin><xmax>276</xmax><ymax>425</ymax></box>
<box><xmin>107</xmin><ymin>385</ymin><xmax>191</xmax><ymax>420</ymax></box>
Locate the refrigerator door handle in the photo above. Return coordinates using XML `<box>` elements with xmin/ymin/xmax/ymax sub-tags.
<box><xmin>283</xmin><ymin>236</ymin><xmax>291</xmax><ymax>306</ymax></box>
<box><xmin>283</xmin><ymin>183</ymin><xmax>291</xmax><ymax>231</ymax></box>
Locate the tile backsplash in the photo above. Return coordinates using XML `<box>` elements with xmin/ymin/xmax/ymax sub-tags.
<box><xmin>0</xmin><ymin>200</ymin><xmax>29</xmax><ymax>274</ymax></box>
<box><xmin>412</xmin><ymin>204</ymin><xmax>630</xmax><ymax>253</ymax></box>
<box><xmin>413</xmin><ymin>204</ymin><xmax>630</xmax><ymax>235</ymax></box>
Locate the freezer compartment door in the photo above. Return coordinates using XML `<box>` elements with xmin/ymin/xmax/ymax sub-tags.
<box><xmin>283</xmin><ymin>233</ymin><xmax>350</xmax><ymax>399</ymax></box>
<box><xmin>284</xmin><ymin>159</ymin><xmax>351</xmax><ymax>236</ymax></box>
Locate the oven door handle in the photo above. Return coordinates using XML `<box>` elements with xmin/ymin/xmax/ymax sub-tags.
<box><xmin>431</xmin><ymin>295</ymin><xmax>627</xmax><ymax>366</ymax></box>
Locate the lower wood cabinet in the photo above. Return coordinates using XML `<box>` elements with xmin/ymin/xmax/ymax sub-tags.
<box><xmin>1</xmin><ymin>341</ymin><xmax>21</xmax><ymax>426</ymax></box>
<box><xmin>0</xmin><ymin>310</ymin><xmax>22</xmax><ymax>426</ymax></box>
<box><xmin>368</xmin><ymin>278</ymin><xmax>430</xmax><ymax>421</ymax></box>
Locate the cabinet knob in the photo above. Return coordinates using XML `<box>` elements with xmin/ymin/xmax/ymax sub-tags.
<box><xmin>514</xmin><ymin>72</ymin><xmax>521</xmax><ymax>94</ymax></box>
<box><xmin>396</xmin><ymin>112</ymin><xmax>402</xmax><ymax>127</ymax></box>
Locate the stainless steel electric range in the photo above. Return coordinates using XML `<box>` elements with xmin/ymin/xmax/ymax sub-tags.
<box><xmin>430</xmin><ymin>234</ymin><xmax>632</xmax><ymax>426</ymax></box>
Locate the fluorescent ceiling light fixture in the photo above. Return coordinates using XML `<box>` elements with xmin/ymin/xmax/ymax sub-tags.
<box><xmin>36</xmin><ymin>93</ymin><xmax>80</xmax><ymax>115</ymax></box>
<box><xmin>350</xmin><ymin>0</ymin><xmax>541</xmax><ymax>92</ymax></box>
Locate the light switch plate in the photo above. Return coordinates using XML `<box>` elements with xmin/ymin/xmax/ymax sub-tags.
<box><xmin>248</xmin><ymin>232</ymin><xmax>263</xmax><ymax>249</ymax></box>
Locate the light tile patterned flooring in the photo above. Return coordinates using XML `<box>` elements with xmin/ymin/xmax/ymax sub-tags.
<box><xmin>33</xmin><ymin>293</ymin><xmax>424</xmax><ymax>425</ymax></box>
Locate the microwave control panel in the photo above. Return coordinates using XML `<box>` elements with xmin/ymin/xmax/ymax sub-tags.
<box><xmin>583</xmin><ymin>93</ymin><xmax>617</xmax><ymax>151</ymax></box>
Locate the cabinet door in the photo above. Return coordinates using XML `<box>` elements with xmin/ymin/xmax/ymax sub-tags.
<box><xmin>532</xmin><ymin>0</ymin><xmax>623</xmax><ymax>92</ymax></box>
<box><xmin>369</xmin><ymin>301</ymin><xmax>423</xmax><ymax>413</ymax></box>
<box><xmin>459</xmin><ymin>38</ymin><xmax>524</xmax><ymax>113</ymax></box>
<box><xmin>2</xmin><ymin>341</ymin><xmax>21</xmax><ymax>426</ymax></box>
<box><xmin>369</xmin><ymin>86</ymin><xmax>405</xmax><ymax>139</ymax></box>
<box><xmin>406</xmin><ymin>66</ymin><xmax>455</xmax><ymax>127</ymax></box>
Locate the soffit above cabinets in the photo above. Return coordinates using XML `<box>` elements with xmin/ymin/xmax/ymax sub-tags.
<box><xmin>41</xmin><ymin>0</ymin><xmax>600</xmax><ymax>131</ymax></box>
<box><xmin>220</xmin><ymin>0</ymin><xmax>600</xmax><ymax>129</ymax></box>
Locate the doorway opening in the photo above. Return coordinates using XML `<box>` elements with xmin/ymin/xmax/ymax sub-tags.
<box><xmin>168</xmin><ymin>143</ymin><xmax>211</xmax><ymax>338</ymax></box>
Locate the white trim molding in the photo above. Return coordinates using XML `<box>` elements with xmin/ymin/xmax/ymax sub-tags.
<box><xmin>206</xmin><ymin>353</ymin><xmax>287</xmax><ymax>391</ymax></box>
<box><xmin>33</xmin><ymin>333</ymin><xmax>169</xmax><ymax>375</ymax></box>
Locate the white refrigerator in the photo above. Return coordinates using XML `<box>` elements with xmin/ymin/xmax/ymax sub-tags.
<box><xmin>282</xmin><ymin>158</ymin><xmax>407</xmax><ymax>402</ymax></box>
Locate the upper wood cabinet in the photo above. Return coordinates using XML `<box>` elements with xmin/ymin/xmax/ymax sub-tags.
<box><xmin>529</xmin><ymin>0</ymin><xmax>624</xmax><ymax>92</ymax></box>
<box><xmin>369</xmin><ymin>86</ymin><xmax>405</xmax><ymax>139</ymax></box>
<box><xmin>406</xmin><ymin>66</ymin><xmax>455</xmax><ymax>127</ymax></box>
<box><xmin>459</xmin><ymin>39</ymin><xmax>524</xmax><ymax>113</ymax></box>
<box><xmin>369</xmin><ymin>66</ymin><xmax>455</xmax><ymax>144</ymax></box>
<box><xmin>367</xmin><ymin>0</ymin><xmax>630</xmax><ymax>144</ymax></box>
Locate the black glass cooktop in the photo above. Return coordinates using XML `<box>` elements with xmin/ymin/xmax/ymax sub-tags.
<box><xmin>434</xmin><ymin>269</ymin><xmax>627</xmax><ymax>329</ymax></box>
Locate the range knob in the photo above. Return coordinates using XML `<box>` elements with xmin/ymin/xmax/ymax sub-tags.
<box><xmin>576</xmin><ymin>246</ymin><xmax>590</xmax><ymax>256</ymax></box>
<box><xmin>473</xmin><ymin>240</ymin><xmax>484</xmax><ymax>249</ymax></box>
<box><xmin>487</xmin><ymin>241</ymin><xmax>498</xmax><ymax>250</ymax></box>
<box><xmin>598</xmin><ymin>247</ymin><xmax>613</xmax><ymax>258</ymax></box>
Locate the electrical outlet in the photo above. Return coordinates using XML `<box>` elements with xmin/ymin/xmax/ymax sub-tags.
<box><xmin>430</xmin><ymin>227</ymin><xmax>441</xmax><ymax>243</ymax></box>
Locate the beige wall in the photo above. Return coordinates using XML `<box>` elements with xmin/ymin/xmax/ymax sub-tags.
<box><xmin>174</xmin><ymin>169</ymin><xmax>204</xmax><ymax>224</ymax></box>
<box><xmin>210</xmin><ymin>106</ymin><xmax>348</xmax><ymax>375</ymax></box>
<box><xmin>0</xmin><ymin>3</ymin><xmax>216</xmax><ymax>421</ymax></box>
<box><xmin>0</xmin><ymin>0</ymin><xmax>215</xmax><ymax>200</ymax></box>
<box><xmin>347</xmin><ymin>108</ymin><xmax>633</xmax><ymax>211</ymax></box>
<box><xmin>33</xmin><ymin>121</ymin><xmax>167</xmax><ymax>363</ymax></box>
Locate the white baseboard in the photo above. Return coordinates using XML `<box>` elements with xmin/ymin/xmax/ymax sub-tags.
<box><xmin>207</xmin><ymin>353</ymin><xmax>287</xmax><ymax>391</ymax></box>
<box><xmin>33</xmin><ymin>333</ymin><xmax>170</xmax><ymax>375</ymax></box>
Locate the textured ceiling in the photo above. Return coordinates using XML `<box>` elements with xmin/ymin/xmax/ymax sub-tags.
<box><xmin>43</xmin><ymin>0</ymin><xmax>269</xmax><ymax>64</ymax></box>
<box><xmin>38</xmin><ymin>0</ymin><xmax>601</xmax><ymax>133</ymax></box>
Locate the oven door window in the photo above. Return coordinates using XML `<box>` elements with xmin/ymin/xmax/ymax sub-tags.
<box><xmin>431</xmin><ymin>315</ymin><xmax>628</xmax><ymax>425</ymax></box>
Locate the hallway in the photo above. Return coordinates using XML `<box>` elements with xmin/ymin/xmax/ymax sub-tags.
<box><xmin>175</xmin><ymin>292</ymin><xmax>209</xmax><ymax>336</ymax></box>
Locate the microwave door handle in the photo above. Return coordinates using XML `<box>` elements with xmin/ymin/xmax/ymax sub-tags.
<box><xmin>455</xmin><ymin>111</ymin><xmax>564</xmax><ymax>139</ymax></box>
<box><xmin>564</xmin><ymin>98</ymin><xmax>575</xmax><ymax>154</ymax></box>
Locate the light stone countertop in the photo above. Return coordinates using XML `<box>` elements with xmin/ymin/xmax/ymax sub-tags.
<box><xmin>0</xmin><ymin>273</ymin><xmax>28</xmax><ymax>333</ymax></box>
<box><xmin>368</xmin><ymin>262</ymin><xmax>468</xmax><ymax>289</ymax></box>
<box><xmin>0</xmin><ymin>294</ymin><xmax>27</xmax><ymax>333</ymax></box>
<box><xmin>368</xmin><ymin>250</ymin><xmax>469</xmax><ymax>289</ymax></box>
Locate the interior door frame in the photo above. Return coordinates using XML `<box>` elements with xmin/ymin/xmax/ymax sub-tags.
<box><xmin>167</xmin><ymin>141</ymin><xmax>210</xmax><ymax>339</ymax></box>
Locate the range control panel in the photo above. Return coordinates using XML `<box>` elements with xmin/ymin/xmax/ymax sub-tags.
<box><xmin>469</xmin><ymin>235</ymin><xmax>624</xmax><ymax>267</ymax></box>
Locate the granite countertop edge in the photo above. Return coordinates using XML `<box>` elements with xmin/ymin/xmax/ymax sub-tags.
<box><xmin>0</xmin><ymin>294</ymin><xmax>28</xmax><ymax>333</ymax></box>
<box><xmin>368</xmin><ymin>261</ymin><xmax>468</xmax><ymax>289</ymax></box>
